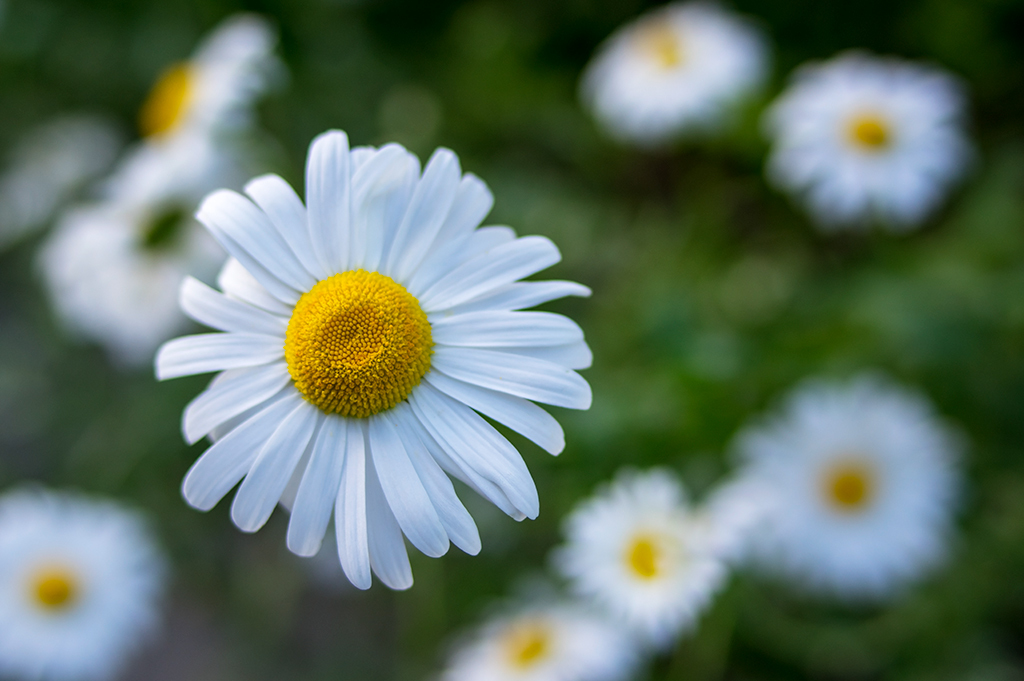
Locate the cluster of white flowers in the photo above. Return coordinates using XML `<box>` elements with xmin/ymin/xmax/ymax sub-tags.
<box><xmin>0</xmin><ymin>488</ymin><xmax>166</xmax><ymax>681</ymax></box>
<box><xmin>37</xmin><ymin>14</ymin><xmax>281</xmax><ymax>366</ymax></box>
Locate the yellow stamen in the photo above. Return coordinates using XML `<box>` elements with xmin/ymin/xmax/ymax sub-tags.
<box><xmin>31</xmin><ymin>567</ymin><xmax>79</xmax><ymax>611</ymax></box>
<box><xmin>626</xmin><ymin>536</ymin><xmax>662</xmax><ymax>579</ymax></box>
<box><xmin>139</xmin><ymin>63</ymin><xmax>194</xmax><ymax>138</ymax></box>
<box><xmin>636</xmin><ymin>21</ymin><xmax>684</xmax><ymax>69</ymax></box>
<box><xmin>823</xmin><ymin>460</ymin><xmax>875</xmax><ymax>512</ymax></box>
<box><xmin>503</xmin><ymin>622</ymin><xmax>552</xmax><ymax>669</ymax></box>
<box><xmin>285</xmin><ymin>270</ymin><xmax>433</xmax><ymax>417</ymax></box>
<box><xmin>847</xmin><ymin>114</ymin><xmax>891</xmax><ymax>151</ymax></box>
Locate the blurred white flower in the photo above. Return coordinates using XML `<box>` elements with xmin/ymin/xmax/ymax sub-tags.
<box><xmin>733</xmin><ymin>374</ymin><xmax>961</xmax><ymax>599</ymax></box>
<box><xmin>764</xmin><ymin>52</ymin><xmax>973</xmax><ymax>230</ymax></box>
<box><xmin>441</xmin><ymin>603</ymin><xmax>638</xmax><ymax>681</ymax></box>
<box><xmin>554</xmin><ymin>468</ymin><xmax>728</xmax><ymax>649</ymax></box>
<box><xmin>0</xmin><ymin>116</ymin><xmax>122</xmax><ymax>250</ymax></box>
<box><xmin>137</xmin><ymin>13</ymin><xmax>280</xmax><ymax>143</ymax></box>
<box><xmin>581</xmin><ymin>2</ymin><xmax>769</xmax><ymax>146</ymax></box>
<box><xmin>0</xmin><ymin>488</ymin><xmax>166</xmax><ymax>681</ymax></box>
<box><xmin>155</xmin><ymin>130</ymin><xmax>593</xmax><ymax>590</ymax></box>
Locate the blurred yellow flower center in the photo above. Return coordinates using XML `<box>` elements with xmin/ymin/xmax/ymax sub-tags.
<box><xmin>503</xmin><ymin>622</ymin><xmax>552</xmax><ymax>669</ymax></box>
<box><xmin>626</xmin><ymin>535</ymin><xmax>663</xmax><ymax>579</ymax></box>
<box><xmin>847</xmin><ymin>114</ymin><xmax>891</xmax><ymax>151</ymax></box>
<box><xmin>139</xmin><ymin>63</ymin><xmax>194</xmax><ymax>138</ymax></box>
<box><xmin>30</xmin><ymin>567</ymin><xmax>79</xmax><ymax>611</ymax></box>
<box><xmin>285</xmin><ymin>270</ymin><xmax>433</xmax><ymax>418</ymax></box>
<box><xmin>636</xmin><ymin>21</ymin><xmax>684</xmax><ymax>69</ymax></box>
<box><xmin>823</xmin><ymin>460</ymin><xmax>875</xmax><ymax>512</ymax></box>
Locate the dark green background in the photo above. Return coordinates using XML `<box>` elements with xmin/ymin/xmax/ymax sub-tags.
<box><xmin>2</xmin><ymin>0</ymin><xmax>1024</xmax><ymax>679</ymax></box>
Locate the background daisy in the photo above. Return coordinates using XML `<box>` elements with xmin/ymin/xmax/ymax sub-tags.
<box><xmin>0</xmin><ymin>488</ymin><xmax>166</xmax><ymax>681</ymax></box>
<box><xmin>764</xmin><ymin>51</ymin><xmax>973</xmax><ymax>229</ymax></box>
<box><xmin>733</xmin><ymin>374</ymin><xmax>962</xmax><ymax>598</ymax></box>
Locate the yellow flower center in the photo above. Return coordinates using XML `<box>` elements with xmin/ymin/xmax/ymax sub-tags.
<box><xmin>823</xmin><ymin>460</ymin><xmax>876</xmax><ymax>512</ymax></box>
<box><xmin>636</xmin><ymin>21</ymin><xmax>684</xmax><ymax>69</ymax></box>
<box><xmin>847</xmin><ymin>114</ymin><xmax>891</xmax><ymax>151</ymax></box>
<box><xmin>626</xmin><ymin>535</ymin><xmax>663</xmax><ymax>580</ymax></box>
<box><xmin>139</xmin><ymin>63</ymin><xmax>194</xmax><ymax>138</ymax></box>
<box><xmin>30</xmin><ymin>567</ymin><xmax>79</xmax><ymax>611</ymax></box>
<box><xmin>285</xmin><ymin>270</ymin><xmax>433</xmax><ymax>418</ymax></box>
<box><xmin>503</xmin><ymin>622</ymin><xmax>552</xmax><ymax>669</ymax></box>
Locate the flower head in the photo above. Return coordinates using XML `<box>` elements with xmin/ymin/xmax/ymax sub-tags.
<box><xmin>156</xmin><ymin>130</ymin><xmax>593</xmax><ymax>590</ymax></box>
<box><xmin>0</xmin><ymin>488</ymin><xmax>166</xmax><ymax>681</ymax></box>
<box><xmin>764</xmin><ymin>52</ymin><xmax>973</xmax><ymax>229</ymax></box>
<box><xmin>582</xmin><ymin>2</ymin><xmax>769</xmax><ymax>145</ymax></box>
<box><xmin>554</xmin><ymin>468</ymin><xmax>728</xmax><ymax>648</ymax></box>
<box><xmin>733</xmin><ymin>374</ymin><xmax>962</xmax><ymax>598</ymax></box>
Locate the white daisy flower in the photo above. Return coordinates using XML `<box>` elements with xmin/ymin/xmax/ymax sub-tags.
<box><xmin>581</xmin><ymin>2</ymin><xmax>769</xmax><ymax>146</ymax></box>
<box><xmin>734</xmin><ymin>374</ymin><xmax>961</xmax><ymax>599</ymax></box>
<box><xmin>764</xmin><ymin>52</ymin><xmax>973</xmax><ymax>230</ymax></box>
<box><xmin>155</xmin><ymin>130</ymin><xmax>593</xmax><ymax>590</ymax></box>
<box><xmin>554</xmin><ymin>468</ymin><xmax>728</xmax><ymax>648</ymax></box>
<box><xmin>0</xmin><ymin>115</ymin><xmax>122</xmax><ymax>250</ymax></box>
<box><xmin>0</xmin><ymin>488</ymin><xmax>166</xmax><ymax>681</ymax></box>
<box><xmin>39</xmin><ymin>134</ymin><xmax>232</xmax><ymax>366</ymax></box>
<box><xmin>441</xmin><ymin>603</ymin><xmax>638</xmax><ymax>681</ymax></box>
<box><xmin>137</xmin><ymin>13</ymin><xmax>279</xmax><ymax>143</ymax></box>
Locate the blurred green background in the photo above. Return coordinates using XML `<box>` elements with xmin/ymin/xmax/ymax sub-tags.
<box><xmin>3</xmin><ymin>0</ymin><xmax>1024</xmax><ymax>679</ymax></box>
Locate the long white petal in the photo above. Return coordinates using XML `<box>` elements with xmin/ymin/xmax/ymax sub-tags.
<box><xmin>368</xmin><ymin>413</ymin><xmax>449</xmax><ymax>558</ymax></box>
<box><xmin>244</xmin><ymin>174</ymin><xmax>324</xmax><ymax>280</ymax></box>
<box><xmin>180</xmin><ymin>277</ymin><xmax>287</xmax><ymax>336</ymax></box>
<box><xmin>432</xmin><ymin>173</ymin><xmax>493</xmax><ymax>245</ymax></box>
<box><xmin>181</xmin><ymin>395</ymin><xmax>298</xmax><ymax>511</ymax></box>
<box><xmin>351</xmin><ymin>145</ymin><xmax>418</xmax><ymax>272</ymax></box>
<box><xmin>286</xmin><ymin>416</ymin><xmax>348</xmax><ymax>556</ymax></box>
<box><xmin>305</xmin><ymin>130</ymin><xmax>352</xmax><ymax>276</ymax></box>
<box><xmin>156</xmin><ymin>333</ymin><xmax>283</xmax><ymax>380</ymax></box>
<box><xmin>385</xmin><ymin>148</ymin><xmax>460</xmax><ymax>283</ymax></box>
<box><xmin>197</xmin><ymin>189</ymin><xmax>314</xmax><ymax>296</ymax></box>
<box><xmin>390</xmin><ymin>404</ymin><xmax>481</xmax><ymax>554</ymax></box>
<box><xmin>231</xmin><ymin>397</ymin><xmax>320</xmax><ymax>532</ymax></box>
<box><xmin>408</xmin><ymin>383</ymin><xmax>539</xmax><ymax>519</ymax></box>
<box><xmin>418</xmin><ymin>236</ymin><xmax>561</xmax><ymax>312</ymax></box>
<box><xmin>425</xmin><ymin>372</ymin><xmax>564</xmax><ymax>455</ymax></box>
<box><xmin>407</xmin><ymin>226</ymin><xmax>516</xmax><ymax>297</ymax></box>
<box><xmin>365</xmin><ymin>451</ymin><xmax>414</xmax><ymax>590</ymax></box>
<box><xmin>183</xmin><ymin>363</ymin><xmax>292</xmax><ymax>444</ymax></box>
<box><xmin>491</xmin><ymin>341</ymin><xmax>593</xmax><ymax>370</ymax></box>
<box><xmin>217</xmin><ymin>258</ymin><xmax>293</xmax><ymax>316</ymax></box>
<box><xmin>443</xmin><ymin>280</ymin><xmax>592</xmax><ymax>316</ymax></box>
<box><xmin>336</xmin><ymin>420</ymin><xmax>371</xmax><ymax>589</ymax></box>
<box><xmin>431</xmin><ymin>346</ymin><xmax>591</xmax><ymax>409</ymax></box>
<box><xmin>431</xmin><ymin>310</ymin><xmax>583</xmax><ymax>348</ymax></box>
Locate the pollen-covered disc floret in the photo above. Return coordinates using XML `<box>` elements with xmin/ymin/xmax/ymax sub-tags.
<box><xmin>286</xmin><ymin>270</ymin><xmax>433</xmax><ymax>417</ymax></box>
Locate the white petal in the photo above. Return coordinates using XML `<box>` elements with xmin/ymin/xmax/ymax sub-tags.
<box><xmin>244</xmin><ymin>174</ymin><xmax>324</xmax><ymax>280</ymax></box>
<box><xmin>180</xmin><ymin>276</ymin><xmax>287</xmax><ymax>336</ymax></box>
<box><xmin>351</xmin><ymin>144</ymin><xmax>418</xmax><ymax>272</ymax></box>
<box><xmin>406</xmin><ymin>226</ymin><xmax>517</xmax><ymax>297</ymax></box>
<box><xmin>390</xmin><ymin>403</ymin><xmax>481</xmax><ymax>554</ymax></box>
<box><xmin>156</xmin><ymin>333</ymin><xmax>284</xmax><ymax>380</ymax></box>
<box><xmin>432</xmin><ymin>173</ymin><xmax>493</xmax><ymax>245</ymax></box>
<box><xmin>197</xmin><ymin>189</ymin><xmax>314</xmax><ymax>297</ymax></box>
<box><xmin>217</xmin><ymin>258</ymin><xmax>293</xmax><ymax>317</ymax></box>
<box><xmin>182</xmin><ymin>363</ymin><xmax>292</xmax><ymax>444</ymax></box>
<box><xmin>493</xmin><ymin>341</ymin><xmax>593</xmax><ymax>370</ymax></box>
<box><xmin>418</xmin><ymin>236</ymin><xmax>561</xmax><ymax>312</ymax></box>
<box><xmin>431</xmin><ymin>346</ymin><xmax>591</xmax><ymax>409</ymax></box>
<box><xmin>425</xmin><ymin>372</ymin><xmax>564</xmax><ymax>455</ymax></box>
<box><xmin>305</xmin><ymin>130</ymin><xmax>352</xmax><ymax>275</ymax></box>
<box><xmin>286</xmin><ymin>416</ymin><xmax>348</xmax><ymax>556</ymax></box>
<box><xmin>336</xmin><ymin>419</ymin><xmax>371</xmax><ymax>589</ymax></box>
<box><xmin>444</xmin><ymin>280</ymin><xmax>592</xmax><ymax>316</ymax></box>
<box><xmin>384</xmin><ymin>147</ymin><xmax>461</xmax><ymax>282</ymax></box>
<box><xmin>408</xmin><ymin>383</ymin><xmax>539</xmax><ymax>519</ymax></box>
<box><xmin>231</xmin><ymin>397</ymin><xmax>320</xmax><ymax>532</ymax></box>
<box><xmin>368</xmin><ymin>413</ymin><xmax>449</xmax><ymax>558</ymax></box>
<box><xmin>365</xmin><ymin>452</ymin><xmax>414</xmax><ymax>590</ymax></box>
<box><xmin>181</xmin><ymin>394</ymin><xmax>298</xmax><ymax>510</ymax></box>
<box><xmin>431</xmin><ymin>310</ymin><xmax>583</xmax><ymax>347</ymax></box>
